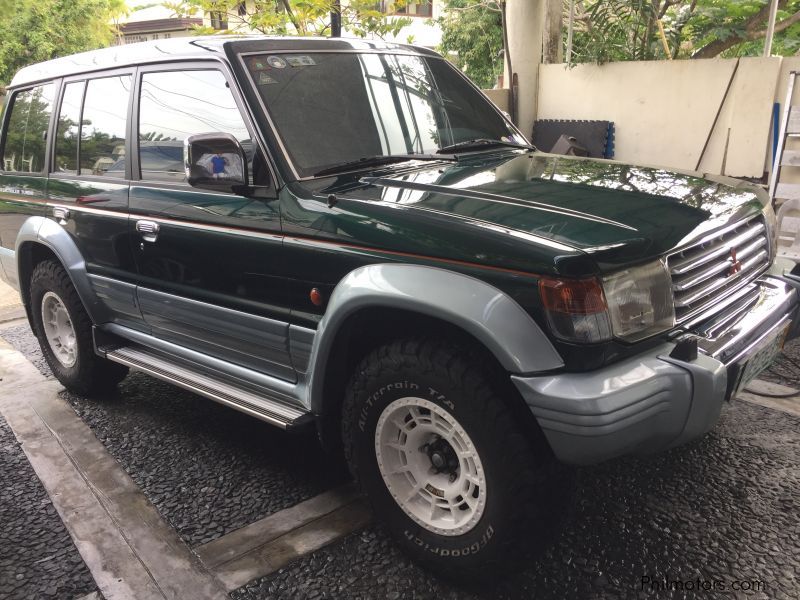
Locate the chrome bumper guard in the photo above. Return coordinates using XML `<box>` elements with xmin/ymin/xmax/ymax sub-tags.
<box><xmin>688</xmin><ymin>275</ymin><xmax>798</xmax><ymax>399</ymax></box>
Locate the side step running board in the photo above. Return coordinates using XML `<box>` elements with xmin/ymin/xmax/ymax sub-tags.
<box><xmin>105</xmin><ymin>345</ymin><xmax>313</xmax><ymax>430</ymax></box>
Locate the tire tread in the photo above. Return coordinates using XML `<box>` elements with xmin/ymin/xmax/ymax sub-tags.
<box><xmin>341</xmin><ymin>336</ymin><xmax>572</xmax><ymax>580</ymax></box>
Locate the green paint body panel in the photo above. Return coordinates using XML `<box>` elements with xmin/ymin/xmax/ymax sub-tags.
<box><xmin>279</xmin><ymin>151</ymin><xmax>766</xmax><ymax>369</ymax></box>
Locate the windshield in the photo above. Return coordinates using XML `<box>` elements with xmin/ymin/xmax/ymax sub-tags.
<box><xmin>242</xmin><ymin>51</ymin><xmax>524</xmax><ymax>177</ymax></box>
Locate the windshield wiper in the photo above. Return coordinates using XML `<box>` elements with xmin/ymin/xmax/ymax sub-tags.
<box><xmin>437</xmin><ymin>139</ymin><xmax>536</xmax><ymax>154</ymax></box>
<box><xmin>314</xmin><ymin>153</ymin><xmax>457</xmax><ymax>177</ymax></box>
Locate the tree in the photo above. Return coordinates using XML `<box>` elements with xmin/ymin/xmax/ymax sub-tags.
<box><xmin>688</xmin><ymin>0</ymin><xmax>800</xmax><ymax>58</ymax></box>
<box><xmin>433</xmin><ymin>0</ymin><xmax>800</xmax><ymax>74</ymax></box>
<box><xmin>437</xmin><ymin>0</ymin><xmax>504</xmax><ymax>89</ymax></box>
<box><xmin>568</xmin><ymin>0</ymin><xmax>800</xmax><ymax>63</ymax></box>
<box><xmin>167</xmin><ymin>0</ymin><xmax>412</xmax><ymax>38</ymax></box>
<box><xmin>0</xmin><ymin>0</ymin><xmax>122</xmax><ymax>86</ymax></box>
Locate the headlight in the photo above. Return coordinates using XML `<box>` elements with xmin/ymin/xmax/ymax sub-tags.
<box><xmin>602</xmin><ymin>260</ymin><xmax>675</xmax><ymax>342</ymax></box>
<box><xmin>539</xmin><ymin>260</ymin><xmax>675</xmax><ymax>344</ymax></box>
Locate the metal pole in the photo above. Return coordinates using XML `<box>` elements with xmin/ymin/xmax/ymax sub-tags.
<box><xmin>501</xmin><ymin>1</ymin><xmax>516</xmax><ymax>125</ymax></box>
<box><xmin>331</xmin><ymin>0</ymin><xmax>342</xmax><ymax>37</ymax></box>
<box><xmin>566</xmin><ymin>0</ymin><xmax>575</xmax><ymax>64</ymax></box>
<box><xmin>764</xmin><ymin>0</ymin><xmax>780</xmax><ymax>57</ymax></box>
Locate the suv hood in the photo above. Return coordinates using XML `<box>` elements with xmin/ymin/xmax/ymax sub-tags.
<box><xmin>342</xmin><ymin>152</ymin><xmax>767</xmax><ymax>268</ymax></box>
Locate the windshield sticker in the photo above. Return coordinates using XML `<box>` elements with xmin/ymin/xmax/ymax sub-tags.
<box><xmin>266</xmin><ymin>55</ymin><xmax>288</xmax><ymax>69</ymax></box>
<box><xmin>258</xmin><ymin>72</ymin><xmax>277</xmax><ymax>85</ymax></box>
<box><xmin>286</xmin><ymin>55</ymin><xmax>316</xmax><ymax>67</ymax></box>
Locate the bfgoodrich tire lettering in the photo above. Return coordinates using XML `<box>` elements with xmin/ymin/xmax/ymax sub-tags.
<box><xmin>342</xmin><ymin>338</ymin><xmax>572</xmax><ymax>580</ymax></box>
<box><xmin>29</xmin><ymin>260</ymin><xmax>128</xmax><ymax>395</ymax></box>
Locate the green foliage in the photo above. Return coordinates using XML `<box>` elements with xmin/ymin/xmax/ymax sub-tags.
<box><xmin>0</xmin><ymin>0</ymin><xmax>120</xmax><ymax>85</ymax></box>
<box><xmin>437</xmin><ymin>0</ymin><xmax>503</xmax><ymax>89</ymax></box>
<box><xmin>170</xmin><ymin>0</ymin><xmax>412</xmax><ymax>38</ymax></box>
<box><xmin>569</xmin><ymin>0</ymin><xmax>663</xmax><ymax>63</ymax></box>
<box><xmin>685</xmin><ymin>0</ymin><xmax>800</xmax><ymax>57</ymax></box>
<box><xmin>569</xmin><ymin>0</ymin><xmax>800</xmax><ymax>64</ymax></box>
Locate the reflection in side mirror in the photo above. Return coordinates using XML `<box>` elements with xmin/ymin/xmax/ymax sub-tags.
<box><xmin>184</xmin><ymin>132</ymin><xmax>248</xmax><ymax>194</ymax></box>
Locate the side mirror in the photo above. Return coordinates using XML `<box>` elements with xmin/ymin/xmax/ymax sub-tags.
<box><xmin>184</xmin><ymin>132</ymin><xmax>248</xmax><ymax>194</ymax></box>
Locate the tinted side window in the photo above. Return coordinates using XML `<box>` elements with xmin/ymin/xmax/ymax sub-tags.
<box><xmin>138</xmin><ymin>70</ymin><xmax>250</xmax><ymax>183</ymax></box>
<box><xmin>1</xmin><ymin>83</ymin><xmax>55</xmax><ymax>173</ymax></box>
<box><xmin>80</xmin><ymin>75</ymin><xmax>131</xmax><ymax>178</ymax></box>
<box><xmin>54</xmin><ymin>81</ymin><xmax>85</xmax><ymax>174</ymax></box>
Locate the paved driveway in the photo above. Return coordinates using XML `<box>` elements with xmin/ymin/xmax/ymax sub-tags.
<box><xmin>1</xmin><ymin>319</ymin><xmax>798</xmax><ymax>599</ymax></box>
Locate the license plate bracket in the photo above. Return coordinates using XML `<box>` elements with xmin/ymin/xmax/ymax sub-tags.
<box><xmin>732</xmin><ymin>323</ymin><xmax>790</xmax><ymax>397</ymax></box>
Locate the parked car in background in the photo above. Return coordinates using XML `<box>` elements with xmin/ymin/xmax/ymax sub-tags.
<box><xmin>1</xmin><ymin>36</ymin><xmax>797</xmax><ymax>579</ymax></box>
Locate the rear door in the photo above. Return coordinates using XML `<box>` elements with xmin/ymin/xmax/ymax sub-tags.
<box><xmin>47</xmin><ymin>71</ymin><xmax>143</xmax><ymax>329</ymax></box>
<box><xmin>0</xmin><ymin>83</ymin><xmax>56</xmax><ymax>287</ymax></box>
<box><xmin>128</xmin><ymin>63</ymin><xmax>292</xmax><ymax>380</ymax></box>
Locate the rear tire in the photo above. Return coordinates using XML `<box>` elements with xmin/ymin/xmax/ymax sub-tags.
<box><xmin>29</xmin><ymin>260</ymin><xmax>128</xmax><ymax>395</ymax></box>
<box><xmin>341</xmin><ymin>337</ymin><xmax>572</xmax><ymax>580</ymax></box>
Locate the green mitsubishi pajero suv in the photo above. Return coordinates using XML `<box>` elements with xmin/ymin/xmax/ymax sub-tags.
<box><xmin>1</xmin><ymin>36</ymin><xmax>797</xmax><ymax>578</ymax></box>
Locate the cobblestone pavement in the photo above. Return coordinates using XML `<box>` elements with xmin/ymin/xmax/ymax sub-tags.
<box><xmin>1</xmin><ymin>323</ymin><xmax>347</xmax><ymax>548</ymax></box>
<box><xmin>234</xmin><ymin>400</ymin><xmax>800</xmax><ymax>599</ymax></box>
<box><xmin>2</xmin><ymin>323</ymin><xmax>799</xmax><ymax>599</ymax></box>
<box><xmin>0</xmin><ymin>415</ymin><xmax>98</xmax><ymax>599</ymax></box>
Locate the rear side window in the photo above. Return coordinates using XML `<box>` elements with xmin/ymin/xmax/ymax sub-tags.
<box><xmin>1</xmin><ymin>83</ymin><xmax>56</xmax><ymax>173</ymax></box>
<box><xmin>54</xmin><ymin>81</ymin><xmax>85</xmax><ymax>174</ymax></box>
<box><xmin>80</xmin><ymin>75</ymin><xmax>131</xmax><ymax>178</ymax></box>
<box><xmin>137</xmin><ymin>70</ymin><xmax>250</xmax><ymax>183</ymax></box>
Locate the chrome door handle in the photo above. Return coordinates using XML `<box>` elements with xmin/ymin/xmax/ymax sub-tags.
<box><xmin>136</xmin><ymin>219</ymin><xmax>160</xmax><ymax>243</ymax></box>
<box><xmin>52</xmin><ymin>206</ymin><xmax>70</xmax><ymax>224</ymax></box>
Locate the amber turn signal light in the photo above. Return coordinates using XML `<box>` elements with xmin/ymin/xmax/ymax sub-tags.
<box><xmin>539</xmin><ymin>276</ymin><xmax>608</xmax><ymax>315</ymax></box>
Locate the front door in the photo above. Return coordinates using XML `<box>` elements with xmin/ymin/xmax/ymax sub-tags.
<box><xmin>127</xmin><ymin>65</ymin><xmax>292</xmax><ymax>381</ymax></box>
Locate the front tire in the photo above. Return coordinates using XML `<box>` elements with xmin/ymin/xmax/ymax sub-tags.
<box><xmin>342</xmin><ymin>338</ymin><xmax>572</xmax><ymax>580</ymax></box>
<box><xmin>29</xmin><ymin>260</ymin><xmax>128</xmax><ymax>395</ymax></box>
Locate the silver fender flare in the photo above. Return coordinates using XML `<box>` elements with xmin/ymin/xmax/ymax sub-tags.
<box><xmin>307</xmin><ymin>263</ymin><xmax>564</xmax><ymax>414</ymax></box>
<box><xmin>16</xmin><ymin>216</ymin><xmax>110</xmax><ymax>323</ymax></box>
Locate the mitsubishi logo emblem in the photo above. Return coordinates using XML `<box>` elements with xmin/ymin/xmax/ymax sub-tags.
<box><xmin>729</xmin><ymin>248</ymin><xmax>742</xmax><ymax>276</ymax></box>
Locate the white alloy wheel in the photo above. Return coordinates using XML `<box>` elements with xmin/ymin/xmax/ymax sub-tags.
<box><xmin>375</xmin><ymin>397</ymin><xmax>487</xmax><ymax>536</ymax></box>
<box><xmin>40</xmin><ymin>291</ymin><xmax>78</xmax><ymax>367</ymax></box>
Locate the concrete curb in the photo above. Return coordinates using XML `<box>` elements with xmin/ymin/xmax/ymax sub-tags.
<box><xmin>196</xmin><ymin>486</ymin><xmax>371</xmax><ymax>591</ymax></box>
<box><xmin>0</xmin><ymin>339</ymin><xmax>229</xmax><ymax>600</ymax></box>
<box><xmin>737</xmin><ymin>378</ymin><xmax>800</xmax><ymax>417</ymax></box>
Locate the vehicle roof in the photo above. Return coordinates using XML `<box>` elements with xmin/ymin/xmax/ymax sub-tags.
<box><xmin>9</xmin><ymin>35</ymin><xmax>440</xmax><ymax>89</ymax></box>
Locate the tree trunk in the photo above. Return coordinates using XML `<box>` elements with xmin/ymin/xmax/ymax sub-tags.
<box><xmin>331</xmin><ymin>0</ymin><xmax>342</xmax><ymax>37</ymax></box>
<box><xmin>279</xmin><ymin>0</ymin><xmax>302</xmax><ymax>34</ymax></box>
<box><xmin>541</xmin><ymin>0</ymin><xmax>562</xmax><ymax>63</ymax></box>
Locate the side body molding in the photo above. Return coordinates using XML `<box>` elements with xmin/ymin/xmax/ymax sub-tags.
<box><xmin>15</xmin><ymin>216</ymin><xmax>112</xmax><ymax>324</ymax></box>
<box><xmin>306</xmin><ymin>264</ymin><xmax>564</xmax><ymax>414</ymax></box>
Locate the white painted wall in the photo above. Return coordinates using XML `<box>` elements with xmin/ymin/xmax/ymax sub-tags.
<box><xmin>371</xmin><ymin>3</ymin><xmax>445</xmax><ymax>48</ymax></box>
<box><xmin>537</xmin><ymin>56</ymin><xmax>800</xmax><ymax>179</ymax></box>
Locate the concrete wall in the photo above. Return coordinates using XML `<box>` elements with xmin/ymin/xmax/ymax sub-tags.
<box><xmin>536</xmin><ymin>56</ymin><xmax>800</xmax><ymax>179</ymax></box>
<box><xmin>483</xmin><ymin>88</ymin><xmax>511</xmax><ymax>113</ymax></box>
<box><xmin>505</xmin><ymin>0</ymin><xmax>546</xmax><ymax>137</ymax></box>
<box><xmin>376</xmin><ymin>2</ymin><xmax>445</xmax><ymax>48</ymax></box>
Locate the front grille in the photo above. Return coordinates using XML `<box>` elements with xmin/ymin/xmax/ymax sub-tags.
<box><xmin>668</xmin><ymin>216</ymin><xmax>770</xmax><ymax>323</ymax></box>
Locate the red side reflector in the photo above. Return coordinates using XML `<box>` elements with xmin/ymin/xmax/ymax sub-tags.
<box><xmin>539</xmin><ymin>277</ymin><xmax>607</xmax><ymax>315</ymax></box>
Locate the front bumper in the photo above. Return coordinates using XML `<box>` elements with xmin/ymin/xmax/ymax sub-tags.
<box><xmin>513</xmin><ymin>276</ymin><xmax>799</xmax><ymax>466</ymax></box>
